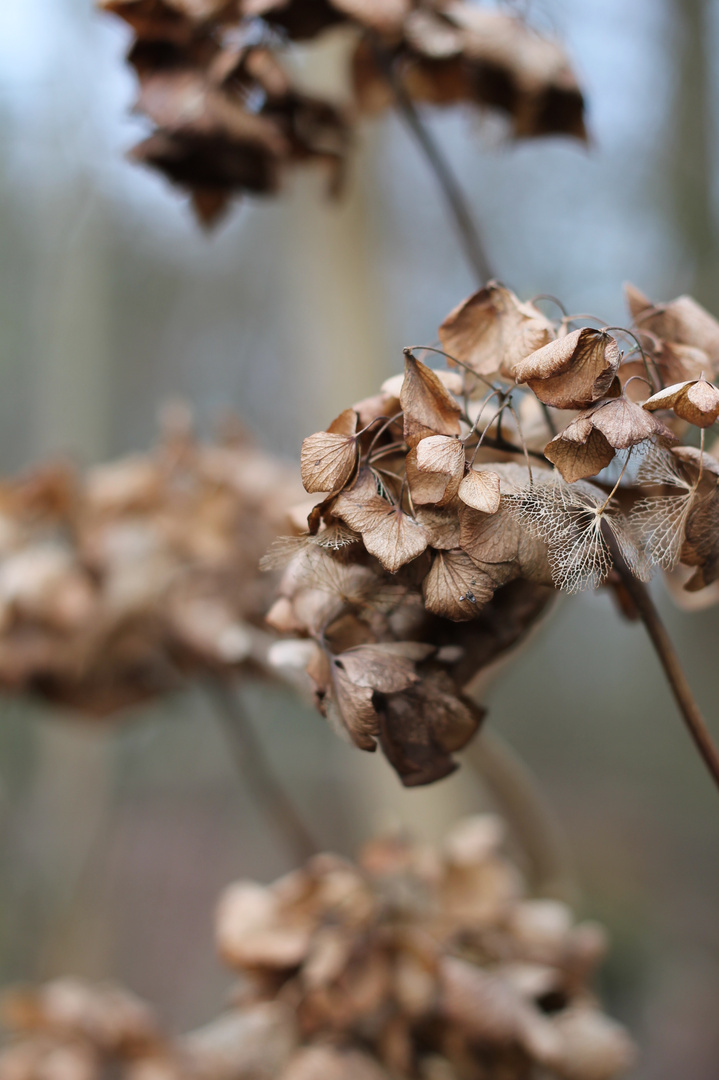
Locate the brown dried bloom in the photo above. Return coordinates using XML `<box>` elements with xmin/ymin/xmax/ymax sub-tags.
<box><xmin>353</xmin><ymin>3</ymin><xmax>587</xmax><ymax>141</ymax></box>
<box><xmin>270</xmin><ymin>284</ymin><xmax>719</xmax><ymax>783</ymax></box>
<box><xmin>0</xmin><ymin>819</ymin><xmax>635</xmax><ymax>1080</ymax></box>
<box><xmin>0</xmin><ymin>414</ymin><xmax>302</xmax><ymax>715</ymax></box>
<box><xmin>99</xmin><ymin>2</ymin><xmax>586</xmax><ymax>224</ymax></box>
<box><xmin>101</xmin><ymin>1</ymin><xmax>348</xmax><ymax>225</ymax></box>
<box><xmin>214</xmin><ymin>816</ymin><xmax>635</xmax><ymax>1079</ymax></box>
<box><xmin>0</xmin><ymin>977</ymin><xmax>297</xmax><ymax>1080</ymax></box>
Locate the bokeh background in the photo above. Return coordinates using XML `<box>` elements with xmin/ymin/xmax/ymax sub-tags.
<box><xmin>1</xmin><ymin>0</ymin><xmax>718</xmax><ymax>1077</ymax></box>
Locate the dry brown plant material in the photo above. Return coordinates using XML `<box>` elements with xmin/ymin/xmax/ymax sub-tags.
<box><xmin>439</xmin><ymin>283</ymin><xmax>554</xmax><ymax>381</ymax></box>
<box><xmin>545</xmin><ymin>394</ymin><xmax>675</xmax><ymax>483</ymax></box>
<box><xmin>353</xmin><ymin>3</ymin><xmax>587</xmax><ymax>140</ymax></box>
<box><xmin>0</xmin><ymin>416</ymin><xmax>301</xmax><ymax>715</ymax></box>
<box><xmin>513</xmin><ymin>328</ymin><xmax>620</xmax><ymax>409</ymax></box>
<box><xmin>213</xmin><ymin>817</ymin><xmax>634</xmax><ymax>1079</ymax></box>
<box><xmin>99</xmin><ymin>1</ymin><xmax>587</xmax><ymax>224</ymax></box>
<box><xmin>0</xmin><ymin>819</ymin><xmax>634</xmax><ymax>1080</ymax></box>
<box><xmin>272</xmin><ymin>283</ymin><xmax>719</xmax><ymax>784</ymax></box>
<box><xmin>643</xmin><ymin>378</ymin><xmax>719</xmax><ymax>428</ymax></box>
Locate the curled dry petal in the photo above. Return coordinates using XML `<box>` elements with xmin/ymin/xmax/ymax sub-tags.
<box><xmin>412</xmin><ymin>434</ymin><xmax>465</xmax><ymax>506</ymax></box>
<box><xmin>626</xmin><ymin>283</ymin><xmax>719</xmax><ymax>368</ymax></box>
<box><xmin>512</xmin><ymin>328</ymin><xmax>620</xmax><ymax>409</ymax></box>
<box><xmin>334</xmin><ymin>482</ymin><xmax>429</xmax><ymax>572</ymax></box>
<box><xmin>400</xmin><ymin>356</ymin><xmax>461</xmax><ymax>447</ymax></box>
<box><xmin>643</xmin><ymin>378</ymin><xmax>719</xmax><ymax>428</ymax></box>
<box><xmin>423</xmin><ymin>549</ymin><xmax>495</xmax><ymax>621</ymax></box>
<box><xmin>300</xmin><ymin>409</ymin><xmax>359</xmax><ymax>493</ymax></box>
<box><xmin>544</xmin><ymin>417</ymin><xmax>615</xmax><ymax>483</ymax></box>
<box><xmin>438</xmin><ymin>283</ymin><xmax>554</xmax><ymax>381</ymax></box>
<box><xmin>458</xmin><ymin>468</ymin><xmax>501</xmax><ymax>513</ymax></box>
<box><xmin>545</xmin><ymin>396</ymin><xmax>674</xmax><ymax>481</ymax></box>
<box><xmin>332</xmin><ymin>642</ymin><xmax>434</xmax><ymax>693</ymax></box>
<box><xmin>375</xmin><ymin>670</ymin><xmax>484</xmax><ymax>787</ymax></box>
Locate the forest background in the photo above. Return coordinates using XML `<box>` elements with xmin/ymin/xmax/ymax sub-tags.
<box><xmin>0</xmin><ymin>1</ymin><xmax>718</xmax><ymax>1078</ymax></box>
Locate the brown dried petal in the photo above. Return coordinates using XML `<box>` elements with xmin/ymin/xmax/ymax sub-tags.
<box><xmin>458</xmin><ymin>469</ymin><xmax>501</xmax><ymax>513</ymax></box>
<box><xmin>400</xmin><ymin>356</ymin><xmax>461</xmax><ymax>447</ymax></box>
<box><xmin>375</xmin><ymin>670</ymin><xmax>483</xmax><ymax>786</ymax></box>
<box><xmin>423</xmin><ymin>550</ymin><xmax>495</xmax><ymax>621</ymax></box>
<box><xmin>216</xmin><ymin>882</ymin><xmax>313</xmax><ymax>969</ymax></box>
<box><xmin>627</xmin><ymin>284</ymin><xmax>719</xmax><ymax>368</ymax></box>
<box><xmin>414</xmin><ymin>506</ymin><xmax>461</xmax><ymax>550</ymax></box>
<box><xmin>334</xmin><ymin>481</ymin><xmax>429</xmax><ymax>572</ymax></box>
<box><xmin>332</xmin><ymin>642</ymin><xmax>434</xmax><ymax>693</ymax></box>
<box><xmin>589</xmin><ymin>395</ymin><xmax>674</xmax><ymax>449</ymax></box>
<box><xmin>438</xmin><ymin>284</ymin><xmax>554</xmax><ymax>380</ymax></box>
<box><xmin>643</xmin><ymin>378</ymin><xmax>719</xmax><ymax>428</ymax></box>
<box><xmin>513</xmin><ymin>328</ymin><xmax>620</xmax><ymax>409</ymax></box>
<box><xmin>544</xmin><ymin>422</ymin><xmax>615</xmax><ymax>483</ymax></box>
<box><xmin>300</xmin><ymin>432</ymin><xmax>358</xmax><ymax>493</ymax></box>
<box><xmin>406</xmin><ymin>448</ymin><xmax>453</xmax><ymax>506</ymax></box>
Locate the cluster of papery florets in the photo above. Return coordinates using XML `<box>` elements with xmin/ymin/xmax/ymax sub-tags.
<box><xmin>266</xmin><ymin>282</ymin><xmax>719</xmax><ymax>783</ymax></box>
<box><xmin>0</xmin><ymin>817</ymin><xmax>635</xmax><ymax>1080</ymax></box>
<box><xmin>99</xmin><ymin>0</ymin><xmax>586</xmax><ymax>224</ymax></box>
<box><xmin>0</xmin><ymin>410</ymin><xmax>301</xmax><ymax>715</ymax></box>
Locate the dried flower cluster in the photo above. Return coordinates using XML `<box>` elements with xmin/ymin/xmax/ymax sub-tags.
<box><xmin>100</xmin><ymin>0</ymin><xmax>586</xmax><ymax>224</ymax></box>
<box><xmin>267</xmin><ymin>281</ymin><xmax>719</xmax><ymax>783</ymax></box>
<box><xmin>0</xmin><ymin>414</ymin><xmax>301</xmax><ymax>715</ymax></box>
<box><xmin>0</xmin><ymin>817</ymin><xmax>635</xmax><ymax>1080</ymax></box>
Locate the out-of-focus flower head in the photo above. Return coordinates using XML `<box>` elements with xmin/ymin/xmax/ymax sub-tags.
<box><xmin>99</xmin><ymin>0</ymin><xmax>586</xmax><ymax>224</ymax></box>
<box><xmin>0</xmin><ymin>817</ymin><xmax>636</xmax><ymax>1080</ymax></box>
<box><xmin>0</xmin><ymin>408</ymin><xmax>301</xmax><ymax>715</ymax></box>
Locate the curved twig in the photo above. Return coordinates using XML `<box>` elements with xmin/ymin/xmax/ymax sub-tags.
<box><xmin>206</xmin><ymin>678</ymin><xmax>318</xmax><ymax>862</ymax></box>
<box><xmin>605</xmin><ymin>530</ymin><xmax>719</xmax><ymax>793</ymax></box>
<box><xmin>371</xmin><ymin>41</ymin><xmax>492</xmax><ymax>286</ymax></box>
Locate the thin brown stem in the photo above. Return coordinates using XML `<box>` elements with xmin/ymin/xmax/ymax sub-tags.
<box><xmin>372</xmin><ymin>44</ymin><xmax>492</xmax><ymax>286</ymax></box>
<box><xmin>206</xmin><ymin>678</ymin><xmax>318</xmax><ymax>862</ymax></box>
<box><xmin>605</xmin><ymin>533</ymin><xmax>719</xmax><ymax>793</ymax></box>
<box><xmin>467</xmin><ymin>728</ymin><xmax>575</xmax><ymax>899</ymax></box>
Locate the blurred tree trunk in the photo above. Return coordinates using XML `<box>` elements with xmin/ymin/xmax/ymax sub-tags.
<box><xmin>668</xmin><ymin>0</ymin><xmax>718</xmax><ymax>308</ymax></box>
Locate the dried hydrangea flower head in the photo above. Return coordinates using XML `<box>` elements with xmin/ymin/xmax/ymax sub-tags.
<box><xmin>268</xmin><ymin>282</ymin><xmax>719</xmax><ymax>783</ymax></box>
<box><xmin>0</xmin><ymin>411</ymin><xmax>302</xmax><ymax>715</ymax></box>
<box><xmin>215</xmin><ymin>815</ymin><xmax>635</xmax><ymax>1079</ymax></box>
<box><xmin>0</xmin><ymin>819</ymin><xmax>635</xmax><ymax>1080</ymax></box>
<box><xmin>0</xmin><ymin>977</ymin><xmax>297</xmax><ymax>1080</ymax></box>
<box><xmin>100</xmin><ymin>0</ymin><xmax>349</xmax><ymax>225</ymax></box>
<box><xmin>99</xmin><ymin>1</ymin><xmax>586</xmax><ymax>224</ymax></box>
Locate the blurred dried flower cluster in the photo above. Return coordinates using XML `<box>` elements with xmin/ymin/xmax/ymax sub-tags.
<box><xmin>266</xmin><ymin>282</ymin><xmax>719</xmax><ymax>782</ymax></box>
<box><xmin>0</xmin><ymin>817</ymin><xmax>635</xmax><ymax>1080</ymax></box>
<box><xmin>0</xmin><ymin>411</ymin><xmax>300</xmax><ymax>715</ymax></box>
<box><xmin>100</xmin><ymin>0</ymin><xmax>586</xmax><ymax>224</ymax></box>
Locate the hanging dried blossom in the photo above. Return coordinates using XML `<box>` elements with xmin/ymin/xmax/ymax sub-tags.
<box><xmin>99</xmin><ymin>0</ymin><xmax>587</xmax><ymax>224</ymax></box>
